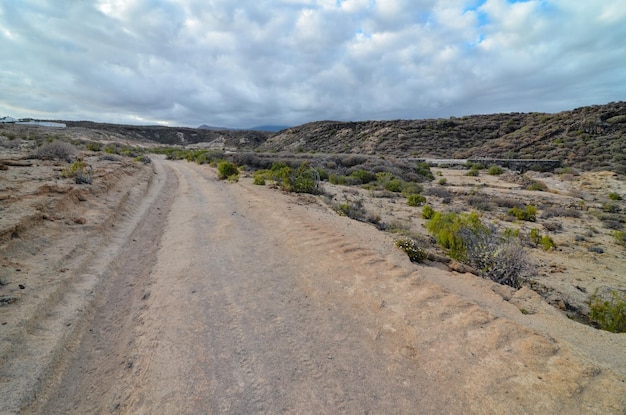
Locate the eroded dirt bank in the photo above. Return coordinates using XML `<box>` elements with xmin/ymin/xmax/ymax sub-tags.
<box><xmin>8</xmin><ymin>159</ymin><xmax>626</xmax><ymax>414</ymax></box>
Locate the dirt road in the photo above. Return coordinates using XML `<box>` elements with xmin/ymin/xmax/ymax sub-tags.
<box><xmin>18</xmin><ymin>159</ymin><xmax>626</xmax><ymax>414</ymax></box>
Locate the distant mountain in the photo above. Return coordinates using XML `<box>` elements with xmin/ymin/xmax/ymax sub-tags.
<box><xmin>198</xmin><ymin>124</ymin><xmax>289</xmax><ymax>132</ymax></box>
<box><xmin>197</xmin><ymin>124</ymin><xmax>232</xmax><ymax>130</ymax></box>
<box><xmin>248</xmin><ymin>125</ymin><xmax>290</xmax><ymax>132</ymax></box>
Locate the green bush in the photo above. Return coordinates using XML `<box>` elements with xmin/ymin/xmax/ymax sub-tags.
<box><xmin>407</xmin><ymin>194</ymin><xmax>426</xmax><ymax>207</ymax></box>
<box><xmin>350</xmin><ymin>169</ymin><xmax>377</xmax><ymax>184</ymax></box>
<box><xmin>134</xmin><ymin>155</ymin><xmax>151</xmax><ymax>164</ymax></box>
<box><xmin>613</xmin><ymin>231</ymin><xmax>626</xmax><ymax>247</ymax></box>
<box><xmin>426</xmin><ymin>211</ymin><xmax>484</xmax><ymax>261</ymax></box>
<box><xmin>508</xmin><ymin>205</ymin><xmax>537</xmax><ymax>222</ymax></box>
<box><xmin>86</xmin><ymin>142</ymin><xmax>102</xmax><ymax>152</ymax></box>
<box><xmin>529</xmin><ymin>228</ymin><xmax>542</xmax><ymax>246</ymax></box>
<box><xmin>608</xmin><ymin>192</ymin><xmax>622</xmax><ymax>201</ymax></box>
<box><xmin>602</xmin><ymin>202</ymin><xmax>621</xmax><ymax>213</ymax></box>
<box><xmin>438</xmin><ymin>178</ymin><xmax>447</xmax><ymax>186</ymax></box>
<box><xmin>316</xmin><ymin>168</ymin><xmax>329</xmax><ymax>181</ymax></box>
<box><xmin>335</xmin><ymin>199</ymin><xmax>367</xmax><ymax>221</ymax></box>
<box><xmin>589</xmin><ymin>290</ymin><xmax>626</xmax><ymax>333</ymax></box>
<box><xmin>488</xmin><ymin>165</ymin><xmax>504</xmax><ymax>175</ymax></box>
<box><xmin>540</xmin><ymin>235</ymin><xmax>556</xmax><ymax>251</ymax></box>
<box><xmin>415</xmin><ymin>162</ymin><xmax>435</xmax><ymax>181</ymax></box>
<box><xmin>394</xmin><ymin>238</ymin><xmax>428</xmax><ymax>263</ymax></box>
<box><xmin>217</xmin><ymin>161</ymin><xmax>239</xmax><ymax>180</ymax></box>
<box><xmin>400</xmin><ymin>182</ymin><xmax>424</xmax><ymax>197</ymax></box>
<box><xmin>526</xmin><ymin>181</ymin><xmax>547</xmax><ymax>191</ymax></box>
<box><xmin>329</xmin><ymin>174</ymin><xmax>348</xmax><ymax>185</ymax></box>
<box><xmin>422</xmin><ymin>205</ymin><xmax>435</xmax><ymax>219</ymax></box>
<box><xmin>384</xmin><ymin>178</ymin><xmax>404</xmax><ymax>193</ymax></box>
<box><xmin>466</xmin><ymin>168</ymin><xmax>479</xmax><ymax>177</ymax></box>
<box><xmin>425</xmin><ymin>212</ymin><xmax>532</xmax><ymax>287</ymax></box>
<box><xmin>267</xmin><ymin>162</ymin><xmax>320</xmax><ymax>194</ymax></box>
<box><xmin>253</xmin><ymin>172</ymin><xmax>266</xmax><ymax>185</ymax></box>
<box><xmin>62</xmin><ymin>160</ymin><xmax>87</xmax><ymax>178</ymax></box>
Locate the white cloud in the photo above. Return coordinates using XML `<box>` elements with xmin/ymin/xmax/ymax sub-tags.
<box><xmin>0</xmin><ymin>0</ymin><xmax>624</xmax><ymax>127</ymax></box>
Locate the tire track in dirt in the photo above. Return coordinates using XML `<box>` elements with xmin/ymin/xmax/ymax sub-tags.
<box><xmin>26</xmin><ymin>159</ymin><xmax>626</xmax><ymax>414</ymax></box>
<box><xmin>2</xmin><ymin>160</ymin><xmax>168</xmax><ymax>414</ymax></box>
<box><xmin>22</xmin><ymin>158</ymin><xmax>178</xmax><ymax>415</ymax></box>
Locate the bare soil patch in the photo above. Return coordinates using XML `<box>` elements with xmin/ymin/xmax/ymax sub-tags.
<box><xmin>1</xmin><ymin>143</ymin><xmax>625</xmax><ymax>413</ymax></box>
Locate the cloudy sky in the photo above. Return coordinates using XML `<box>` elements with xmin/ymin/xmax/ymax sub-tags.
<box><xmin>1</xmin><ymin>0</ymin><xmax>625</xmax><ymax>128</ymax></box>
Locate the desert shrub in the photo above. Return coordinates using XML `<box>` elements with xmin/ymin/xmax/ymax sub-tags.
<box><xmin>34</xmin><ymin>140</ymin><xmax>75</xmax><ymax>161</ymax></box>
<box><xmin>394</xmin><ymin>238</ymin><xmax>428</xmax><ymax>263</ymax></box>
<box><xmin>268</xmin><ymin>162</ymin><xmax>321</xmax><ymax>194</ymax></box>
<box><xmin>602</xmin><ymin>202</ymin><xmax>621</xmax><ymax>214</ymax></box>
<box><xmin>104</xmin><ymin>143</ymin><xmax>118</xmax><ymax>154</ymax></box>
<box><xmin>415</xmin><ymin>162</ymin><xmax>435</xmax><ymax>181</ymax></box>
<box><xmin>542</xmin><ymin>221</ymin><xmax>562</xmax><ymax>232</ymax></box>
<box><xmin>341</xmin><ymin>155</ymin><xmax>367</xmax><ymax>167</ymax></box>
<box><xmin>608</xmin><ymin>192</ymin><xmax>622</xmax><ymax>201</ymax></box>
<box><xmin>466</xmin><ymin>162</ymin><xmax>486</xmax><ymax>170</ymax></box>
<box><xmin>86</xmin><ymin>142</ymin><xmax>102</xmax><ymax>152</ymax></box>
<box><xmin>316</xmin><ymin>168</ymin><xmax>329</xmax><ymax>181</ymax></box>
<box><xmin>134</xmin><ymin>155</ymin><xmax>151</xmax><ymax>164</ymax></box>
<box><xmin>62</xmin><ymin>160</ymin><xmax>92</xmax><ymax>184</ymax></box>
<box><xmin>595</xmin><ymin>212</ymin><xmax>624</xmax><ymax>228</ymax></box>
<box><xmin>438</xmin><ymin>178</ymin><xmax>448</xmax><ymax>185</ymax></box>
<box><xmin>467</xmin><ymin>196</ymin><xmax>493</xmax><ymax>211</ymax></box>
<box><xmin>335</xmin><ymin>199</ymin><xmax>367</xmax><ymax>221</ymax></box>
<box><xmin>613</xmin><ymin>231</ymin><xmax>626</xmax><ymax>247</ymax></box>
<box><xmin>422</xmin><ymin>205</ymin><xmax>435</xmax><ymax>219</ymax></box>
<box><xmin>329</xmin><ymin>174</ymin><xmax>347</xmax><ymax>185</ymax></box>
<box><xmin>556</xmin><ymin>167</ymin><xmax>580</xmax><ymax>176</ymax></box>
<box><xmin>407</xmin><ymin>194</ymin><xmax>426</xmax><ymax>207</ymax></box>
<box><xmin>217</xmin><ymin>161</ymin><xmax>239</xmax><ymax>180</ymax></box>
<box><xmin>508</xmin><ymin>205</ymin><xmax>537</xmax><ymax>222</ymax></box>
<box><xmin>253</xmin><ymin>172</ymin><xmax>266</xmax><ymax>185</ymax></box>
<box><xmin>400</xmin><ymin>182</ymin><xmax>424</xmax><ymax>197</ymax></box>
<box><xmin>384</xmin><ymin>178</ymin><xmax>404</xmax><ymax>193</ymax></box>
<box><xmin>350</xmin><ymin>169</ymin><xmax>377</xmax><ymax>184</ymax></box>
<box><xmin>526</xmin><ymin>180</ymin><xmax>548</xmax><ymax>191</ymax></box>
<box><xmin>424</xmin><ymin>187</ymin><xmax>452</xmax><ymax>199</ymax></box>
<box><xmin>503</xmin><ymin>227</ymin><xmax>520</xmax><ymax>239</ymax></box>
<box><xmin>61</xmin><ymin>160</ymin><xmax>85</xmax><ymax>177</ymax></box>
<box><xmin>426</xmin><ymin>211</ymin><xmax>484</xmax><ymax>261</ymax></box>
<box><xmin>540</xmin><ymin>235</ymin><xmax>556</xmax><ymax>251</ymax></box>
<box><xmin>589</xmin><ymin>290</ymin><xmax>626</xmax><ymax>333</ymax></box>
<box><xmin>493</xmin><ymin>197</ymin><xmax>523</xmax><ymax>209</ymax></box>
<box><xmin>291</xmin><ymin>167</ymin><xmax>321</xmax><ymax>194</ymax></box>
<box><xmin>461</xmin><ymin>224</ymin><xmax>533</xmax><ymax>288</ymax></box>
<box><xmin>529</xmin><ymin>228</ymin><xmax>542</xmax><ymax>246</ymax></box>
<box><xmin>466</xmin><ymin>167</ymin><xmax>480</xmax><ymax>177</ymax></box>
<box><xmin>588</xmin><ymin>246</ymin><xmax>604</xmax><ymax>254</ymax></box>
<box><xmin>541</xmin><ymin>207</ymin><xmax>581</xmax><ymax>219</ymax></box>
<box><xmin>488</xmin><ymin>165</ymin><xmax>504</xmax><ymax>175</ymax></box>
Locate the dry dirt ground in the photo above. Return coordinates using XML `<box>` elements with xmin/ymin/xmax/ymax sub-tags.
<box><xmin>1</xmin><ymin>145</ymin><xmax>625</xmax><ymax>414</ymax></box>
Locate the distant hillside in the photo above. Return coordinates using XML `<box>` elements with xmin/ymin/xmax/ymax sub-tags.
<box><xmin>249</xmin><ymin>125</ymin><xmax>290</xmax><ymax>132</ymax></box>
<box><xmin>260</xmin><ymin>102</ymin><xmax>626</xmax><ymax>172</ymax></box>
<box><xmin>64</xmin><ymin>121</ymin><xmax>271</xmax><ymax>148</ymax></box>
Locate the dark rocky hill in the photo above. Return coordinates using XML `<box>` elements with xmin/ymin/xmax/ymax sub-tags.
<box><xmin>259</xmin><ymin>102</ymin><xmax>626</xmax><ymax>172</ymax></box>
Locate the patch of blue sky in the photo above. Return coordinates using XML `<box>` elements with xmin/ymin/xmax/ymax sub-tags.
<box><xmin>355</xmin><ymin>27</ymin><xmax>372</xmax><ymax>39</ymax></box>
<box><xmin>463</xmin><ymin>0</ymin><xmax>489</xmax><ymax>27</ymax></box>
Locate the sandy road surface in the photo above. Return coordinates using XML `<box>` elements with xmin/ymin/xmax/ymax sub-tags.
<box><xmin>23</xmin><ymin>159</ymin><xmax>626</xmax><ymax>414</ymax></box>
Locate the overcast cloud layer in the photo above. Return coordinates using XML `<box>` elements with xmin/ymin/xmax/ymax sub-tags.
<box><xmin>1</xmin><ymin>0</ymin><xmax>625</xmax><ymax>128</ymax></box>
